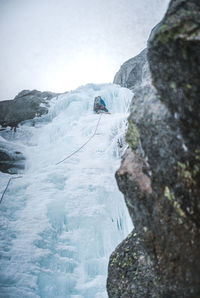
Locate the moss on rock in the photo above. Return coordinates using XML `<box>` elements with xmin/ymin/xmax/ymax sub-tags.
<box><xmin>126</xmin><ymin>120</ymin><xmax>140</xmax><ymax>150</ymax></box>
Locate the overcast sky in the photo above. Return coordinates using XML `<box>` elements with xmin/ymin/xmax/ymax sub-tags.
<box><xmin>0</xmin><ymin>0</ymin><xmax>170</xmax><ymax>100</ymax></box>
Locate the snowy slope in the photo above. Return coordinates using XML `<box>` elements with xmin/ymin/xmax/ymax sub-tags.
<box><xmin>0</xmin><ymin>83</ymin><xmax>133</xmax><ymax>298</ymax></box>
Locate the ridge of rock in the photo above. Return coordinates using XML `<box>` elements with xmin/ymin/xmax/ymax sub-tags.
<box><xmin>0</xmin><ymin>89</ymin><xmax>59</xmax><ymax>174</ymax></box>
<box><xmin>107</xmin><ymin>0</ymin><xmax>200</xmax><ymax>297</ymax></box>
<box><xmin>0</xmin><ymin>89</ymin><xmax>58</xmax><ymax>128</ymax></box>
<box><xmin>113</xmin><ymin>48</ymin><xmax>149</xmax><ymax>90</ymax></box>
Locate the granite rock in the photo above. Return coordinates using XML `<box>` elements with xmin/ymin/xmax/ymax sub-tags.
<box><xmin>0</xmin><ymin>89</ymin><xmax>58</xmax><ymax>128</ymax></box>
<box><xmin>107</xmin><ymin>0</ymin><xmax>200</xmax><ymax>297</ymax></box>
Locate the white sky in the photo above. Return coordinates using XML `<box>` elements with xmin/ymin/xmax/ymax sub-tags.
<box><xmin>0</xmin><ymin>0</ymin><xmax>170</xmax><ymax>100</ymax></box>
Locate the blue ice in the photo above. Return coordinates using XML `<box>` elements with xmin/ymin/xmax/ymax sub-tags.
<box><xmin>0</xmin><ymin>83</ymin><xmax>133</xmax><ymax>298</ymax></box>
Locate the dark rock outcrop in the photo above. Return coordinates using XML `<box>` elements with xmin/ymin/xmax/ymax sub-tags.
<box><xmin>0</xmin><ymin>139</ymin><xmax>25</xmax><ymax>174</ymax></box>
<box><xmin>0</xmin><ymin>89</ymin><xmax>58</xmax><ymax>173</ymax></box>
<box><xmin>148</xmin><ymin>0</ymin><xmax>200</xmax><ymax>152</ymax></box>
<box><xmin>107</xmin><ymin>230</ymin><xmax>157</xmax><ymax>298</ymax></box>
<box><xmin>107</xmin><ymin>0</ymin><xmax>200</xmax><ymax>297</ymax></box>
<box><xmin>0</xmin><ymin>89</ymin><xmax>58</xmax><ymax>128</ymax></box>
<box><xmin>113</xmin><ymin>49</ymin><xmax>149</xmax><ymax>90</ymax></box>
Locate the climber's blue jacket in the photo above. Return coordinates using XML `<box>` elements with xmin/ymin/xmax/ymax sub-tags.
<box><xmin>93</xmin><ymin>96</ymin><xmax>109</xmax><ymax>113</ymax></box>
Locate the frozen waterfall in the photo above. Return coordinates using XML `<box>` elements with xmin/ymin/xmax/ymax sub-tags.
<box><xmin>0</xmin><ymin>83</ymin><xmax>133</xmax><ymax>298</ymax></box>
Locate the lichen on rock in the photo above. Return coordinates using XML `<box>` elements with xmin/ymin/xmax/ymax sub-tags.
<box><xmin>107</xmin><ymin>0</ymin><xmax>200</xmax><ymax>297</ymax></box>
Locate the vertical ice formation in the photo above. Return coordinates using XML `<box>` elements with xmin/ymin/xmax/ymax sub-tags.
<box><xmin>0</xmin><ymin>84</ymin><xmax>133</xmax><ymax>298</ymax></box>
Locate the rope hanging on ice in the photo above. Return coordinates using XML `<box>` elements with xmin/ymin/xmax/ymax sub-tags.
<box><xmin>0</xmin><ymin>114</ymin><xmax>103</xmax><ymax>203</ymax></box>
<box><xmin>0</xmin><ymin>176</ymin><xmax>23</xmax><ymax>204</ymax></box>
<box><xmin>56</xmin><ymin>113</ymin><xmax>103</xmax><ymax>165</ymax></box>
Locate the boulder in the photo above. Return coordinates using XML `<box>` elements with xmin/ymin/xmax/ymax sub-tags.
<box><xmin>107</xmin><ymin>0</ymin><xmax>200</xmax><ymax>297</ymax></box>
<box><xmin>0</xmin><ymin>89</ymin><xmax>58</xmax><ymax>128</ymax></box>
<box><xmin>0</xmin><ymin>138</ymin><xmax>25</xmax><ymax>174</ymax></box>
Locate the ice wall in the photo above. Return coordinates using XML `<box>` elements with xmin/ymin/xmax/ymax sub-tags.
<box><xmin>0</xmin><ymin>83</ymin><xmax>133</xmax><ymax>298</ymax></box>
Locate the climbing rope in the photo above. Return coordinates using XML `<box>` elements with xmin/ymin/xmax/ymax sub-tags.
<box><xmin>56</xmin><ymin>113</ymin><xmax>103</xmax><ymax>165</ymax></box>
<box><xmin>0</xmin><ymin>176</ymin><xmax>23</xmax><ymax>204</ymax></box>
<box><xmin>0</xmin><ymin>113</ymin><xmax>103</xmax><ymax>202</ymax></box>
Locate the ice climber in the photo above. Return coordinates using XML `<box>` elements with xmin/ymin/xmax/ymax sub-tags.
<box><xmin>93</xmin><ymin>96</ymin><xmax>110</xmax><ymax>114</ymax></box>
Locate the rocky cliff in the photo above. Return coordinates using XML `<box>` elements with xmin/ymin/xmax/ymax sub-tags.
<box><xmin>107</xmin><ymin>0</ymin><xmax>200</xmax><ymax>297</ymax></box>
<box><xmin>0</xmin><ymin>89</ymin><xmax>58</xmax><ymax>128</ymax></box>
<box><xmin>0</xmin><ymin>89</ymin><xmax>58</xmax><ymax>174</ymax></box>
<box><xmin>113</xmin><ymin>48</ymin><xmax>149</xmax><ymax>90</ymax></box>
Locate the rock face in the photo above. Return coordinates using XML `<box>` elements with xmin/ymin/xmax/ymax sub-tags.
<box><xmin>0</xmin><ymin>138</ymin><xmax>25</xmax><ymax>174</ymax></box>
<box><xmin>0</xmin><ymin>89</ymin><xmax>58</xmax><ymax>128</ymax></box>
<box><xmin>107</xmin><ymin>230</ymin><xmax>157</xmax><ymax>298</ymax></box>
<box><xmin>107</xmin><ymin>0</ymin><xmax>200</xmax><ymax>297</ymax></box>
<box><xmin>148</xmin><ymin>0</ymin><xmax>200</xmax><ymax>151</ymax></box>
<box><xmin>113</xmin><ymin>49</ymin><xmax>149</xmax><ymax>90</ymax></box>
<box><xmin>0</xmin><ymin>89</ymin><xmax>58</xmax><ymax>174</ymax></box>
